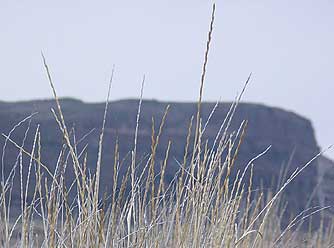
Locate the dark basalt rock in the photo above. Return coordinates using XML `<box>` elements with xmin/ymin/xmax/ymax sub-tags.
<box><xmin>0</xmin><ymin>99</ymin><xmax>322</xmax><ymax>225</ymax></box>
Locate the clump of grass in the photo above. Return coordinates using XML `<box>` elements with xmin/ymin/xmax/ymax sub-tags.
<box><xmin>0</xmin><ymin>3</ymin><xmax>333</xmax><ymax>247</ymax></box>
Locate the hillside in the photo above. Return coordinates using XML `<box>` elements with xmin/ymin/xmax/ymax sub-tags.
<box><xmin>0</xmin><ymin>98</ymin><xmax>326</xmax><ymax>221</ymax></box>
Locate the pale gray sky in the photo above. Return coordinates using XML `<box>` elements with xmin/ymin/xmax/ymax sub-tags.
<box><xmin>1</xmin><ymin>0</ymin><xmax>334</xmax><ymax>157</ymax></box>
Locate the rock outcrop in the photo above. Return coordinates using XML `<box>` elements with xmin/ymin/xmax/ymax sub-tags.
<box><xmin>0</xmin><ymin>99</ymin><xmax>322</xmax><ymax>221</ymax></box>
<box><xmin>318</xmin><ymin>156</ymin><xmax>334</xmax><ymax>216</ymax></box>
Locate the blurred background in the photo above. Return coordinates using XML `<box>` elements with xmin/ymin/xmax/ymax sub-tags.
<box><xmin>0</xmin><ymin>0</ymin><xmax>333</xmax><ymax>157</ymax></box>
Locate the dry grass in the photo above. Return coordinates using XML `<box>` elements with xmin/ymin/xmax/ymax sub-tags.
<box><xmin>1</xmin><ymin>3</ymin><xmax>334</xmax><ymax>247</ymax></box>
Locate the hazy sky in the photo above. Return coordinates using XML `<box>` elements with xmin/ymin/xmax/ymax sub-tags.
<box><xmin>1</xmin><ymin>0</ymin><xmax>334</xmax><ymax>157</ymax></box>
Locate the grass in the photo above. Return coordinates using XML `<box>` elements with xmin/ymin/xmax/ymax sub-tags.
<box><xmin>1</xmin><ymin>3</ymin><xmax>334</xmax><ymax>247</ymax></box>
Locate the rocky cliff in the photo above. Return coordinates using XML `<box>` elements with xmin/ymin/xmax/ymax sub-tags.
<box><xmin>318</xmin><ymin>156</ymin><xmax>334</xmax><ymax>218</ymax></box>
<box><xmin>0</xmin><ymin>99</ymin><xmax>322</xmax><ymax>220</ymax></box>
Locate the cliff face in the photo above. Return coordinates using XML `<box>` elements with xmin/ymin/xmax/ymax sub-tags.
<box><xmin>318</xmin><ymin>156</ymin><xmax>334</xmax><ymax>216</ymax></box>
<box><xmin>0</xmin><ymin>99</ymin><xmax>321</xmax><ymax>219</ymax></box>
